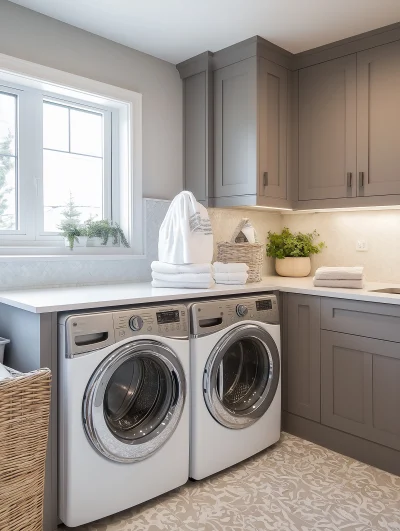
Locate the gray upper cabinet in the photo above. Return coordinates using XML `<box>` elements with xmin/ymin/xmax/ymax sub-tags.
<box><xmin>357</xmin><ymin>40</ymin><xmax>400</xmax><ymax>197</ymax></box>
<box><xmin>258</xmin><ymin>58</ymin><xmax>288</xmax><ymax>200</ymax></box>
<box><xmin>214</xmin><ymin>58</ymin><xmax>258</xmax><ymax>198</ymax></box>
<box><xmin>284</xmin><ymin>293</ymin><xmax>321</xmax><ymax>422</ymax></box>
<box><xmin>299</xmin><ymin>55</ymin><xmax>357</xmax><ymax>201</ymax></box>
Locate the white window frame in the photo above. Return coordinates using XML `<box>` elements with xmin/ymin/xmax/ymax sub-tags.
<box><xmin>0</xmin><ymin>52</ymin><xmax>143</xmax><ymax>257</ymax></box>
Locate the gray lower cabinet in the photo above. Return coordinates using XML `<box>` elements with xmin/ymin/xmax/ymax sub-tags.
<box><xmin>298</xmin><ymin>54</ymin><xmax>357</xmax><ymax>201</ymax></box>
<box><xmin>321</xmin><ymin>330</ymin><xmax>400</xmax><ymax>452</ymax></box>
<box><xmin>357</xmin><ymin>40</ymin><xmax>400</xmax><ymax>197</ymax></box>
<box><xmin>285</xmin><ymin>293</ymin><xmax>321</xmax><ymax>422</ymax></box>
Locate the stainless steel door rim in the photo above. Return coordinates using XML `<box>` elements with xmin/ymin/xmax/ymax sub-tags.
<box><xmin>203</xmin><ymin>324</ymin><xmax>280</xmax><ymax>429</ymax></box>
<box><xmin>83</xmin><ymin>339</ymin><xmax>186</xmax><ymax>463</ymax></box>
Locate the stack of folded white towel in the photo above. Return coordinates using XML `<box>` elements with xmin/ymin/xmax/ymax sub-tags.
<box><xmin>313</xmin><ymin>267</ymin><xmax>365</xmax><ymax>289</ymax></box>
<box><xmin>151</xmin><ymin>262</ymin><xmax>214</xmax><ymax>289</ymax></box>
<box><xmin>213</xmin><ymin>262</ymin><xmax>249</xmax><ymax>285</ymax></box>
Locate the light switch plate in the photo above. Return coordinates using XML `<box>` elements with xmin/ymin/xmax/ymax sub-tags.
<box><xmin>356</xmin><ymin>239</ymin><xmax>368</xmax><ymax>252</ymax></box>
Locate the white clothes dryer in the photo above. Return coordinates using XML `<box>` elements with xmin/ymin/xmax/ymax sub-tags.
<box><xmin>189</xmin><ymin>294</ymin><xmax>281</xmax><ymax>480</ymax></box>
<box><xmin>58</xmin><ymin>304</ymin><xmax>189</xmax><ymax>527</ymax></box>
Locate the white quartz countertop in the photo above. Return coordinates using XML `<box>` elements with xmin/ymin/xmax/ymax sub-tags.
<box><xmin>2</xmin><ymin>276</ymin><xmax>400</xmax><ymax>313</ymax></box>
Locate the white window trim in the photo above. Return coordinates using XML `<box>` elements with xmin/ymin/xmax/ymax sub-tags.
<box><xmin>0</xmin><ymin>52</ymin><xmax>143</xmax><ymax>257</ymax></box>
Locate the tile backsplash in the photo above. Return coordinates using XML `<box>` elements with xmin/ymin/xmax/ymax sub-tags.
<box><xmin>1</xmin><ymin>200</ymin><xmax>399</xmax><ymax>290</ymax></box>
<box><xmin>282</xmin><ymin>209</ymin><xmax>400</xmax><ymax>283</ymax></box>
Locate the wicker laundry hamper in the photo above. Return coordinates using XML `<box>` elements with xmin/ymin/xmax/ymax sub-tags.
<box><xmin>216</xmin><ymin>219</ymin><xmax>264</xmax><ymax>282</ymax></box>
<box><xmin>0</xmin><ymin>367</ymin><xmax>51</xmax><ymax>531</ymax></box>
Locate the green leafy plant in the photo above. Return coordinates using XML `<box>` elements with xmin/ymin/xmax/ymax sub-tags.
<box><xmin>266</xmin><ymin>227</ymin><xmax>325</xmax><ymax>259</ymax></box>
<box><xmin>58</xmin><ymin>220</ymin><xmax>85</xmax><ymax>250</ymax></box>
<box><xmin>84</xmin><ymin>219</ymin><xmax>129</xmax><ymax>248</ymax></box>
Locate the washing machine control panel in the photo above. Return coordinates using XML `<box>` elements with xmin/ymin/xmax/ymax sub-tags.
<box><xmin>190</xmin><ymin>295</ymin><xmax>279</xmax><ymax>337</ymax></box>
<box><xmin>114</xmin><ymin>304</ymin><xmax>188</xmax><ymax>340</ymax></box>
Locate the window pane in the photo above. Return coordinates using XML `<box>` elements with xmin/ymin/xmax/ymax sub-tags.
<box><xmin>70</xmin><ymin>109</ymin><xmax>102</xmax><ymax>157</ymax></box>
<box><xmin>43</xmin><ymin>102</ymin><xmax>69</xmax><ymax>151</ymax></box>
<box><xmin>0</xmin><ymin>155</ymin><xmax>16</xmax><ymax>230</ymax></box>
<box><xmin>0</xmin><ymin>92</ymin><xmax>16</xmax><ymax>156</ymax></box>
<box><xmin>43</xmin><ymin>151</ymin><xmax>103</xmax><ymax>232</ymax></box>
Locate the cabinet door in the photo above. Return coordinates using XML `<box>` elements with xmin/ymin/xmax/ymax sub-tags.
<box><xmin>299</xmin><ymin>55</ymin><xmax>357</xmax><ymax>200</ymax></box>
<box><xmin>258</xmin><ymin>58</ymin><xmax>287</xmax><ymax>200</ymax></box>
<box><xmin>357</xmin><ymin>41</ymin><xmax>400</xmax><ymax>197</ymax></box>
<box><xmin>286</xmin><ymin>294</ymin><xmax>321</xmax><ymax>422</ymax></box>
<box><xmin>321</xmin><ymin>331</ymin><xmax>400</xmax><ymax>451</ymax></box>
<box><xmin>214</xmin><ymin>58</ymin><xmax>257</xmax><ymax>198</ymax></box>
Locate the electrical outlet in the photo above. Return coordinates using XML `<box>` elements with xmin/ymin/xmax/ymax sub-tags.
<box><xmin>356</xmin><ymin>239</ymin><xmax>368</xmax><ymax>252</ymax></box>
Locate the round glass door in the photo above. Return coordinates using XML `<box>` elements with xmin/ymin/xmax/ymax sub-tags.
<box><xmin>204</xmin><ymin>324</ymin><xmax>280</xmax><ymax>429</ymax></box>
<box><xmin>83</xmin><ymin>340</ymin><xmax>186</xmax><ymax>463</ymax></box>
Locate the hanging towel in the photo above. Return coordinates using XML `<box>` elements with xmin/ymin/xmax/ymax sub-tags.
<box><xmin>151</xmin><ymin>279</ymin><xmax>215</xmax><ymax>289</ymax></box>
<box><xmin>152</xmin><ymin>271</ymin><xmax>213</xmax><ymax>283</ymax></box>
<box><xmin>158</xmin><ymin>191</ymin><xmax>213</xmax><ymax>264</ymax></box>
<box><xmin>213</xmin><ymin>262</ymin><xmax>249</xmax><ymax>274</ymax></box>
<box><xmin>214</xmin><ymin>272</ymin><xmax>248</xmax><ymax>284</ymax></box>
<box><xmin>313</xmin><ymin>278</ymin><xmax>365</xmax><ymax>289</ymax></box>
<box><xmin>151</xmin><ymin>261</ymin><xmax>213</xmax><ymax>275</ymax></box>
<box><xmin>314</xmin><ymin>266</ymin><xmax>364</xmax><ymax>280</ymax></box>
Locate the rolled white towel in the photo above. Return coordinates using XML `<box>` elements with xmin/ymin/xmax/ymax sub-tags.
<box><xmin>151</xmin><ymin>261</ymin><xmax>212</xmax><ymax>274</ymax></box>
<box><xmin>314</xmin><ymin>266</ymin><xmax>364</xmax><ymax>280</ymax></box>
<box><xmin>214</xmin><ymin>272</ymin><xmax>248</xmax><ymax>283</ymax></box>
<box><xmin>151</xmin><ymin>279</ymin><xmax>214</xmax><ymax>289</ymax></box>
<box><xmin>213</xmin><ymin>262</ymin><xmax>249</xmax><ymax>274</ymax></box>
<box><xmin>313</xmin><ymin>277</ymin><xmax>365</xmax><ymax>289</ymax></box>
<box><xmin>152</xmin><ymin>271</ymin><xmax>213</xmax><ymax>283</ymax></box>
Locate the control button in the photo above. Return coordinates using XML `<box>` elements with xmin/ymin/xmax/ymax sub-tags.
<box><xmin>119</xmin><ymin>329</ymin><xmax>126</xmax><ymax>338</ymax></box>
<box><xmin>129</xmin><ymin>315</ymin><xmax>144</xmax><ymax>331</ymax></box>
<box><xmin>236</xmin><ymin>304</ymin><xmax>248</xmax><ymax>317</ymax></box>
<box><xmin>147</xmin><ymin>326</ymin><xmax>152</xmax><ymax>332</ymax></box>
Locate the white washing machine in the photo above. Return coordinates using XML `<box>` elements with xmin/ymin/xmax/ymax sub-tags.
<box><xmin>58</xmin><ymin>304</ymin><xmax>190</xmax><ymax>527</ymax></box>
<box><xmin>189</xmin><ymin>294</ymin><xmax>281</xmax><ymax>480</ymax></box>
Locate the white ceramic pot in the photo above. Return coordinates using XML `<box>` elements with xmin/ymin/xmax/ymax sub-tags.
<box><xmin>64</xmin><ymin>236</ymin><xmax>88</xmax><ymax>249</ymax></box>
<box><xmin>275</xmin><ymin>257</ymin><xmax>311</xmax><ymax>277</ymax></box>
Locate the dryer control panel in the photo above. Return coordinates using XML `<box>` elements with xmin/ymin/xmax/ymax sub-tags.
<box><xmin>190</xmin><ymin>295</ymin><xmax>279</xmax><ymax>337</ymax></box>
<box><xmin>61</xmin><ymin>304</ymin><xmax>188</xmax><ymax>357</ymax></box>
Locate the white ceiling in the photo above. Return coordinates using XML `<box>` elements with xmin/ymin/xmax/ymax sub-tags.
<box><xmin>8</xmin><ymin>0</ymin><xmax>400</xmax><ymax>64</ymax></box>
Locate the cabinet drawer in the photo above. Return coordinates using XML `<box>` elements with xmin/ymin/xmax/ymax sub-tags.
<box><xmin>321</xmin><ymin>297</ymin><xmax>400</xmax><ymax>342</ymax></box>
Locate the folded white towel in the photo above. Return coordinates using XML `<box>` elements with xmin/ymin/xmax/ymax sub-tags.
<box><xmin>0</xmin><ymin>364</ymin><xmax>11</xmax><ymax>381</ymax></box>
<box><xmin>313</xmin><ymin>277</ymin><xmax>365</xmax><ymax>289</ymax></box>
<box><xmin>151</xmin><ymin>261</ymin><xmax>212</xmax><ymax>274</ymax></box>
<box><xmin>152</xmin><ymin>271</ymin><xmax>213</xmax><ymax>283</ymax></box>
<box><xmin>151</xmin><ymin>279</ymin><xmax>214</xmax><ymax>289</ymax></box>
<box><xmin>314</xmin><ymin>266</ymin><xmax>364</xmax><ymax>280</ymax></box>
<box><xmin>213</xmin><ymin>262</ymin><xmax>249</xmax><ymax>273</ymax></box>
<box><xmin>215</xmin><ymin>279</ymin><xmax>248</xmax><ymax>285</ymax></box>
<box><xmin>214</xmin><ymin>272</ymin><xmax>248</xmax><ymax>283</ymax></box>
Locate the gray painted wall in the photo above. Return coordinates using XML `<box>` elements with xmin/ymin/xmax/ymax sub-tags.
<box><xmin>0</xmin><ymin>0</ymin><xmax>183</xmax><ymax>200</ymax></box>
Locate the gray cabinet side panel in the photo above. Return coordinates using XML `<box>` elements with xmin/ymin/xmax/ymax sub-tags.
<box><xmin>184</xmin><ymin>72</ymin><xmax>207</xmax><ymax>201</ymax></box>
<box><xmin>286</xmin><ymin>294</ymin><xmax>321</xmax><ymax>422</ymax></box>
<box><xmin>321</xmin><ymin>297</ymin><xmax>400</xmax><ymax>342</ymax></box>
<box><xmin>287</xmin><ymin>70</ymin><xmax>299</xmax><ymax>202</ymax></box>
<box><xmin>298</xmin><ymin>55</ymin><xmax>357</xmax><ymax>201</ymax></box>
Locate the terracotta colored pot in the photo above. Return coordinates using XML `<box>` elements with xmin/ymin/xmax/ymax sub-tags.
<box><xmin>275</xmin><ymin>257</ymin><xmax>311</xmax><ymax>277</ymax></box>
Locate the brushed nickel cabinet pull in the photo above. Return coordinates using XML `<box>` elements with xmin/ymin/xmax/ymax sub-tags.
<box><xmin>359</xmin><ymin>172</ymin><xmax>364</xmax><ymax>188</ymax></box>
<box><xmin>347</xmin><ymin>172</ymin><xmax>352</xmax><ymax>188</ymax></box>
<box><xmin>263</xmin><ymin>172</ymin><xmax>268</xmax><ymax>187</ymax></box>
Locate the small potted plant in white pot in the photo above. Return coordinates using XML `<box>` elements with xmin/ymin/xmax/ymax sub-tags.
<box><xmin>58</xmin><ymin>221</ymin><xmax>88</xmax><ymax>250</ymax></box>
<box><xmin>266</xmin><ymin>227</ymin><xmax>325</xmax><ymax>277</ymax></box>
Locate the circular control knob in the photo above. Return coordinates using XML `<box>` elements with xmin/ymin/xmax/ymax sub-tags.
<box><xmin>129</xmin><ymin>315</ymin><xmax>144</xmax><ymax>331</ymax></box>
<box><xmin>236</xmin><ymin>304</ymin><xmax>248</xmax><ymax>317</ymax></box>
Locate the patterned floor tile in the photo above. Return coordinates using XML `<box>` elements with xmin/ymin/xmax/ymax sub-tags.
<box><xmin>59</xmin><ymin>433</ymin><xmax>399</xmax><ymax>531</ymax></box>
